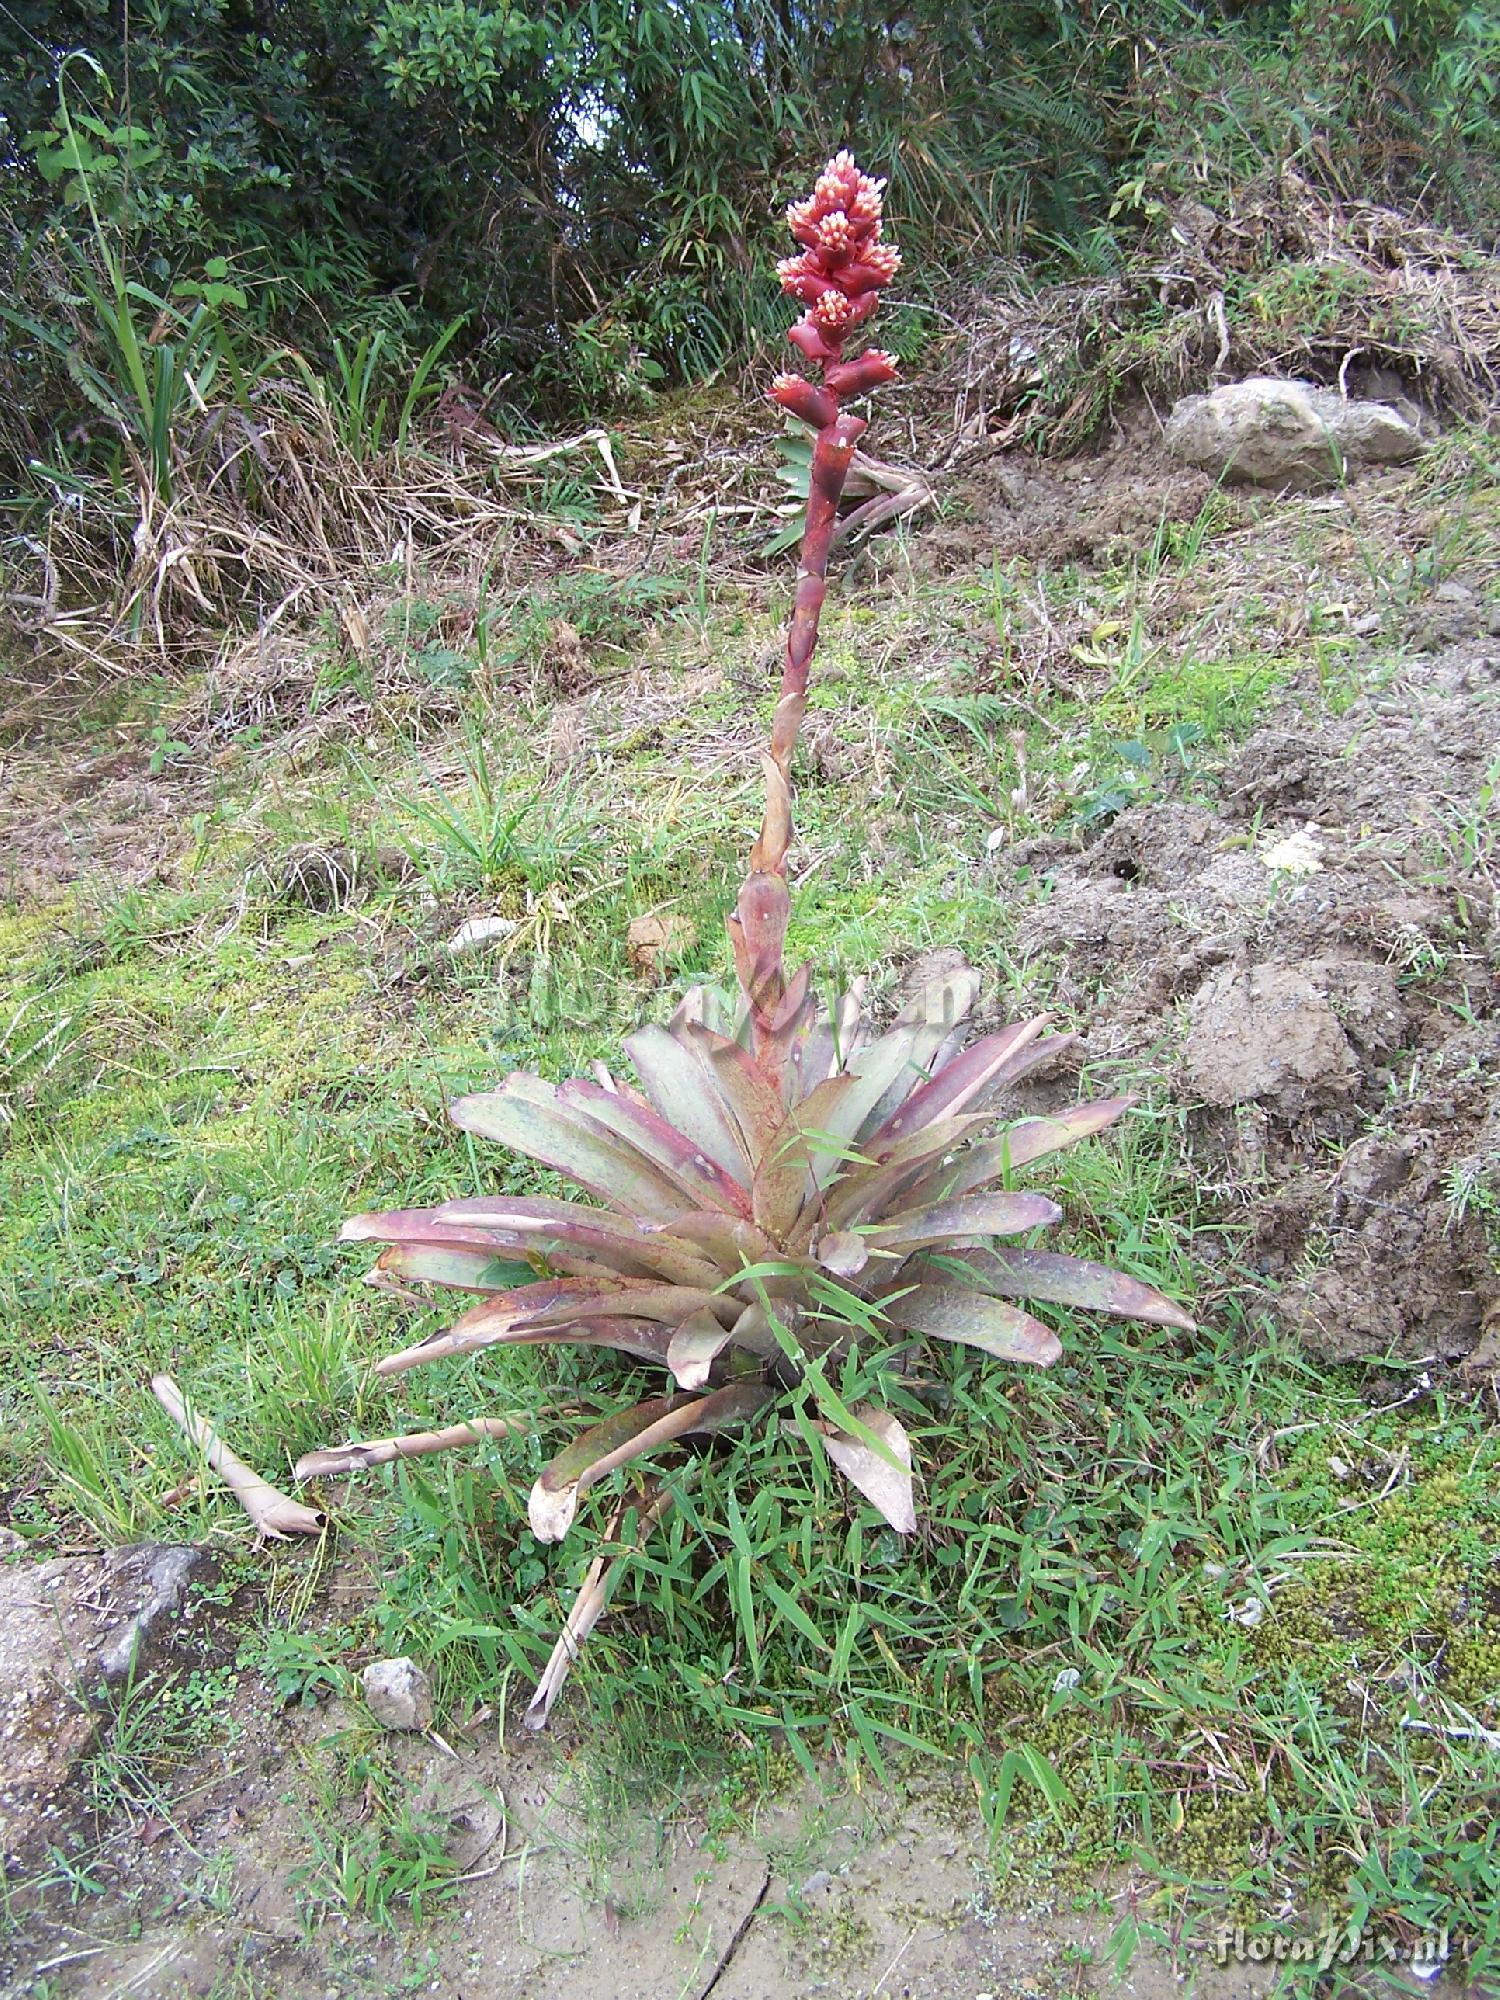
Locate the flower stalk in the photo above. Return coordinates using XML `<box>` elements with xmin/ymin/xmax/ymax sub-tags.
<box><xmin>728</xmin><ymin>152</ymin><xmax>901</xmax><ymax>1060</ymax></box>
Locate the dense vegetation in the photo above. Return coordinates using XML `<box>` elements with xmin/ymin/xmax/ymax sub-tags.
<box><xmin>3</xmin><ymin>0</ymin><xmax>1496</xmax><ymax>490</ymax></box>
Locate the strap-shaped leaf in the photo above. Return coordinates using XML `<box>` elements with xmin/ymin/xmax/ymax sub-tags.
<box><xmin>641</xmin><ymin>1209</ymin><xmax>777</xmax><ymax>1276</ymax></box>
<box><xmin>818</xmin><ymin>1406</ymin><xmax>916</xmax><ymax>1533</ymax></box>
<box><xmin>558</xmin><ymin>1078</ymin><xmax>752</xmax><ymax>1217</ymax></box>
<box><xmin>372</xmin><ymin>1243</ymin><xmax>530</xmax><ymax>1294</ymax></box>
<box><xmin>683</xmin><ymin>1021</ymin><xmax>788</xmax><ymax>1162</ymax></box>
<box><xmin>624</xmin><ymin>1023</ymin><xmax>754</xmax><ymax>1180</ymax></box>
<box><xmin>880</xmin><ymin>1281</ymin><xmax>1062</xmax><ymax>1366</ymax></box>
<box><xmin>901</xmin><ymin>1097</ymin><xmax>1136</xmax><ymax>1206</ymax></box>
<box><xmin>430</xmin><ymin>1196</ymin><xmax>722</xmax><ymax>1287</ymax></box>
<box><xmin>950</xmin><ymin>1246</ymin><xmax>1196</xmax><ymax>1330</ymax></box>
<box><xmin>450</xmin><ymin>1078</ymin><xmax>698</xmax><ymax>1221</ymax></box>
<box><xmin>529</xmin><ymin>1383</ymin><xmax>773</xmax><ymax>1542</ymax></box>
<box><xmin>504</xmin><ymin>1274</ymin><xmax>735</xmax><ymax>1330</ymax></box>
<box><xmin>375</xmin><ymin>1309</ymin><xmax>674</xmax><ymax>1376</ymax></box>
<box><xmin>667</xmin><ymin>1306</ymin><xmax>738</xmax><ymax>1389</ymax></box>
<box><xmin>816</xmin><ymin>1110</ymin><xmax>999</xmax><ymax>1235</ymax></box>
<box><xmin>869</xmin><ymin>1190</ymin><xmax>1063</xmax><ymax>1253</ymax></box>
<box><xmin>868</xmin><ymin>1017</ymin><xmax>1049</xmax><ymax>1147</ymax></box>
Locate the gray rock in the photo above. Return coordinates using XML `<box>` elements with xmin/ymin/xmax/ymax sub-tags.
<box><xmin>1163</xmin><ymin>377</ymin><xmax>1423</xmax><ymax>489</ymax></box>
<box><xmin>0</xmin><ymin>1544</ymin><xmax>211</xmax><ymax>1860</ymax></box>
<box><xmin>361</xmin><ymin>1656</ymin><xmax>432</xmax><ymax>1732</ymax></box>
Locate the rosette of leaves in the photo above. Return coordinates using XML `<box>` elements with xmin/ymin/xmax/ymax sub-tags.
<box><xmin>341</xmin><ymin>969</ymin><xmax>1190</xmax><ymax>1545</ymax></box>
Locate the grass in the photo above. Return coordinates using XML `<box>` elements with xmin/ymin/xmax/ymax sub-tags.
<box><xmin>1</xmin><ymin>466</ymin><xmax>1497</xmax><ymax>1987</ymax></box>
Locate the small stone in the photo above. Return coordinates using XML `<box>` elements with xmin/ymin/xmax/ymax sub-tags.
<box><xmin>800</xmin><ymin>1869</ymin><xmax>835</xmax><ymax>1899</ymax></box>
<box><xmin>361</xmin><ymin>1657</ymin><xmax>433</xmax><ymax>1732</ymax></box>
<box><xmin>447</xmin><ymin>915</ymin><xmax>518</xmax><ymax>956</ymax></box>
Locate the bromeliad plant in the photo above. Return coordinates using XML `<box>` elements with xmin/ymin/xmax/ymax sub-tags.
<box><xmin>310</xmin><ymin>154</ymin><xmax>1194</xmax><ymax>1723</ymax></box>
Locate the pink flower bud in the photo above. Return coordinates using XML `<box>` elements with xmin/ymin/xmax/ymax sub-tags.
<box><xmin>769</xmin><ymin>373</ymin><xmax>838</xmax><ymax>427</ymax></box>
<box><xmin>788</xmin><ymin>315</ymin><xmax>839</xmax><ymax>363</ymax></box>
<box><xmin>823</xmin><ymin>349</ymin><xmax>899</xmax><ymax>397</ymax></box>
<box><xmin>815</xmin><ymin>210</ymin><xmax>852</xmax><ymax>257</ymax></box>
<box><xmin>810</xmin><ymin>291</ymin><xmax>855</xmax><ymax>331</ymax></box>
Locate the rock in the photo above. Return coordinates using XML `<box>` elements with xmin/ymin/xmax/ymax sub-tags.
<box><xmin>1163</xmin><ymin>378</ymin><xmax>1423</xmax><ymax>489</ymax></box>
<box><xmin>447</xmin><ymin>914</ymin><xmax>518</xmax><ymax>956</ymax></box>
<box><xmin>0</xmin><ymin>1544</ymin><xmax>211</xmax><ymax>1861</ymax></box>
<box><xmin>94</xmin><ymin>1544</ymin><xmax>204</xmax><ymax>1681</ymax></box>
<box><xmin>361</xmin><ymin>1656</ymin><xmax>432</xmax><ymax>1732</ymax></box>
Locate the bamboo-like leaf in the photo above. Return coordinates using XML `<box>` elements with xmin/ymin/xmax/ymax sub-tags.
<box><xmin>817</xmin><ymin>1111</ymin><xmax>999</xmax><ymax>1234</ymax></box>
<box><xmin>869</xmin><ymin>1190</ymin><xmax>1063</xmax><ymax>1253</ymax></box>
<box><xmin>502</xmin><ymin>1274</ymin><xmax>733</xmax><ymax>1330</ymax></box>
<box><xmin>817</xmin><ymin>1406</ymin><xmax>916</xmax><ymax>1533</ymax></box>
<box><xmin>529</xmin><ymin>1383</ymin><xmax>773</xmax><ymax>1542</ymax></box>
<box><xmin>948</xmin><ymin>1247</ymin><xmax>1196</xmax><ymax>1330</ymax></box>
<box><xmin>667</xmin><ymin>1306</ymin><xmax>737</xmax><ymax>1389</ymax></box>
<box><xmin>558</xmin><ymin>1078</ymin><xmax>752</xmax><ymax>1217</ymax></box>
<box><xmin>868</xmin><ymin>1017</ymin><xmax>1049</xmax><ymax>1146</ymax></box>
<box><xmin>624</xmin><ymin>1022</ymin><xmax>753</xmax><ymax>1179</ymax></box>
<box><xmin>753</xmin><ymin>1074</ymin><xmax>859</xmax><ymax>1236</ymax></box>
<box><xmin>880</xmin><ymin>1282</ymin><xmax>1062</xmax><ymax>1366</ymax></box>
<box><xmin>449</xmin><ymin>1077</ymin><xmax>698</xmax><ymax>1221</ymax></box>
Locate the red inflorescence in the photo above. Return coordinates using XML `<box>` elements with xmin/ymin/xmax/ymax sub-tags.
<box><xmin>768</xmin><ymin>150</ymin><xmax>900</xmax><ymax>421</ymax></box>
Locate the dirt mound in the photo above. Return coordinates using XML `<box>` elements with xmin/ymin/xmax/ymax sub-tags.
<box><xmin>1010</xmin><ymin>639</ymin><xmax>1500</xmax><ymax>1365</ymax></box>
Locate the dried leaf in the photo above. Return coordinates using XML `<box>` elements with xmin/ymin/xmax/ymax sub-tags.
<box><xmin>152</xmin><ymin>1374</ymin><xmax>327</xmax><ymax>1541</ymax></box>
<box><xmin>295</xmin><ymin>1417</ymin><xmax>525</xmax><ymax>1481</ymax></box>
<box><xmin>525</xmin><ymin>1483</ymin><xmax>674</xmax><ymax>1729</ymax></box>
<box><xmin>529</xmin><ymin>1383</ymin><xmax>773</xmax><ymax>1543</ymax></box>
<box><xmin>818</xmin><ymin>1406</ymin><xmax>916</xmax><ymax>1533</ymax></box>
<box><xmin>667</xmin><ymin>1306</ymin><xmax>737</xmax><ymax>1390</ymax></box>
<box><xmin>626</xmin><ymin>911</ymin><xmax>696</xmax><ymax>978</ymax></box>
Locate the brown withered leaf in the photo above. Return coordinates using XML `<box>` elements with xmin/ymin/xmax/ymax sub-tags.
<box><xmin>627</xmin><ymin>912</ymin><xmax>696</xmax><ymax>980</ymax></box>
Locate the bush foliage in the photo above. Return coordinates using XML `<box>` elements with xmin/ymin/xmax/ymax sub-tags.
<box><xmin>1</xmin><ymin>0</ymin><xmax>1495</xmax><ymax>479</ymax></box>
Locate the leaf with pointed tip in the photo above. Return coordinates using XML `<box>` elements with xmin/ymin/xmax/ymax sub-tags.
<box><xmin>529</xmin><ymin>1383</ymin><xmax>774</xmax><ymax>1542</ymax></box>
<box><xmin>558</xmin><ymin>1078</ymin><xmax>752</xmax><ymax>1217</ymax></box>
<box><xmin>901</xmin><ymin>1097</ymin><xmax>1137</xmax><ymax>1206</ymax></box>
<box><xmin>818</xmin><ymin>1111</ymin><xmax>999</xmax><ymax>1235</ymax></box>
<box><xmin>690</xmin><ymin>1024</ymin><xmax>786</xmax><ymax>1162</ymax></box>
<box><xmin>450</xmin><ymin>1078</ymin><xmax>697</xmax><ymax>1221</ymax></box>
<box><xmin>818</xmin><ymin>1406</ymin><xmax>916</xmax><ymax>1533</ymax></box>
<box><xmin>375</xmin><ymin>1308</ymin><xmax>674</xmax><ymax>1376</ymax></box>
<box><xmin>430</xmin><ymin>1196</ymin><xmax>722</xmax><ymax>1286</ymax></box>
<box><xmin>373</xmin><ymin>1243</ymin><xmax>533</xmax><ymax>1294</ymax></box>
<box><xmin>624</xmin><ymin>1023</ymin><xmax>753</xmax><ymax>1180</ymax></box>
<box><xmin>667</xmin><ymin>1306</ymin><xmax>737</xmax><ymax>1389</ymax></box>
<box><xmin>868</xmin><ymin>1018</ymin><xmax>1049</xmax><ymax>1147</ymax></box>
<box><xmin>869</xmin><ymin>1191</ymin><xmax>1062</xmax><ymax>1254</ymax></box>
<box><xmin>880</xmin><ymin>1282</ymin><xmax>1062</xmax><ymax>1366</ymax></box>
<box><xmin>947</xmin><ymin>1247</ymin><xmax>1196</xmax><ymax>1330</ymax></box>
<box><xmin>504</xmin><ymin>1275</ymin><xmax>735</xmax><ymax>1331</ymax></box>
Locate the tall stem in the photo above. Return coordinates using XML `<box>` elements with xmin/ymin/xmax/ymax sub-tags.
<box><xmin>751</xmin><ymin>410</ymin><xmax>866</xmax><ymax>879</ymax></box>
<box><xmin>730</xmin><ymin>407</ymin><xmax>865</xmax><ymax>1065</ymax></box>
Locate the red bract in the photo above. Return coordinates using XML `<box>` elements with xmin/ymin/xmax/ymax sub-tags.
<box><xmin>735</xmin><ymin>152</ymin><xmax>902</xmax><ymax>1058</ymax></box>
